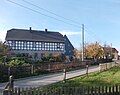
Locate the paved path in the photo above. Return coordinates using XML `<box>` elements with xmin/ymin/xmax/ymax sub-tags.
<box><xmin>0</xmin><ymin>65</ymin><xmax>99</xmax><ymax>94</ymax></box>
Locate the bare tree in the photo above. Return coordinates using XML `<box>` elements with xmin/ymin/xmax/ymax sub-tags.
<box><xmin>103</xmin><ymin>43</ymin><xmax>112</xmax><ymax>59</ymax></box>
<box><xmin>73</xmin><ymin>48</ymin><xmax>82</xmax><ymax>60</ymax></box>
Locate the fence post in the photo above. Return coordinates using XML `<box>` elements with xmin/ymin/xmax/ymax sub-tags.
<box><xmin>3</xmin><ymin>75</ymin><xmax>14</xmax><ymax>95</ymax></box>
<box><xmin>48</xmin><ymin>63</ymin><xmax>51</xmax><ymax>72</ymax></box>
<box><xmin>99</xmin><ymin>64</ymin><xmax>102</xmax><ymax>72</ymax></box>
<box><xmin>86</xmin><ymin>64</ymin><xmax>89</xmax><ymax>75</ymax></box>
<box><xmin>63</xmin><ymin>68</ymin><xmax>66</xmax><ymax>83</ymax></box>
<box><xmin>31</xmin><ymin>65</ymin><xmax>34</xmax><ymax>75</ymax></box>
<box><xmin>9</xmin><ymin>75</ymin><xmax>14</xmax><ymax>92</ymax></box>
<box><xmin>116</xmin><ymin>85</ymin><xmax>118</xmax><ymax>94</ymax></box>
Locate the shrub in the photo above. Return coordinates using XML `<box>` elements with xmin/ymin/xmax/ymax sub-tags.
<box><xmin>8</xmin><ymin>59</ymin><xmax>25</xmax><ymax>66</ymax></box>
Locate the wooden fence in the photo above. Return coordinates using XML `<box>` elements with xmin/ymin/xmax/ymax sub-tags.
<box><xmin>0</xmin><ymin>61</ymin><xmax>89</xmax><ymax>81</ymax></box>
<box><xmin>3</xmin><ymin>85</ymin><xmax>120</xmax><ymax>95</ymax></box>
<box><xmin>0</xmin><ymin>59</ymin><xmax>113</xmax><ymax>81</ymax></box>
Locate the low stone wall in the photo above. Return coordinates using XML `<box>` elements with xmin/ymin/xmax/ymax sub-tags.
<box><xmin>99</xmin><ymin>62</ymin><xmax>120</xmax><ymax>71</ymax></box>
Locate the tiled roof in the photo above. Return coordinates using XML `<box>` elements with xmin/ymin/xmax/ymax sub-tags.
<box><xmin>5</xmin><ymin>28</ymin><xmax>64</xmax><ymax>42</ymax></box>
<box><xmin>112</xmin><ymin>48</ymin><xmax>119</xmax><ymax>53</ymax></box>
<box><xmin>102</xmin><ymin>47</ymin><xmax>119</xmax><ymax>53</ymax></box>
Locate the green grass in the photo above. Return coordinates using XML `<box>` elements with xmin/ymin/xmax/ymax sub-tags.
<box><xmin>24</xmin><ymin>66</ymin><xmax>120</xmax><ymax>94</ymax></box>
<box><xmin>48</xmin><ymin>66</ymin><xmax>120</xmax><ymax>88</ymax></box>
<box><xmin>66</xmin><ymin>66</ymin><xmax>120</xmax><ymax>86</ymax></box>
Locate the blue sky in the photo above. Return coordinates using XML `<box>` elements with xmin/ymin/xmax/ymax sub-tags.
<box><xmin>0</xmin><ymin>0</ymin><xmax>120</xmax><ymax>53</ymax></box>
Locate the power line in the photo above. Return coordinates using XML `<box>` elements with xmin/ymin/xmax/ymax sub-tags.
<box><xmin>6</xmin><ymin>0</ymin><xmax>80</xmax><ymax>28</ymax></box>
<box><xmin>6</xmin><ymin>0</ymin><xmax>104</xmax><ymax>44</ymax></box>
<box><xmin>22</xmin><ymin>0</ymin><xmax>81</xmax><ymax>25</ymax></box>
<box><xmin>84</xmin><ymin>26</ymin><xmax>104</xmax><ymax>43</ymax></box>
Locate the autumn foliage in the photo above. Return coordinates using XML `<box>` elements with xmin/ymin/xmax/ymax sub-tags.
<box><xmin>74</xmin><ymin>42</ymin><xmax>110</xmax><ymax>60</ymax></box>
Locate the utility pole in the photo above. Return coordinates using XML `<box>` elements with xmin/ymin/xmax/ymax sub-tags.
<box><xmin>82</xmin><ymin>24</ymin><xmax>84</xmax><ymax>62</ymax></box>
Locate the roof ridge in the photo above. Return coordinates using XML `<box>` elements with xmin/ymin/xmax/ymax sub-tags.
<box><xmin>6</xmin><ymin>28</ymin><xmax>64</xmax><ymax>42</ymax></box>
<box><xmin>8</xmin><ymin>28</ymin><xmax>62</xmax><ymax>35</ymax></box>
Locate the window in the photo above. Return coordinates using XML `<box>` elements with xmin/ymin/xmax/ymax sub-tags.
<box><xmin>57</xmin><ymin>43</ymin><xmax>60</xmax><ymax>49</ymax></box>
<box><xmin>49</xmin><ymin>43</ymin><xmax>55</xmax><ymax>51</ymax></box>
<box><xmin>33</xmin><ymin>42</ymin><xmax>36</xmax><ymax>48</ymax></box>
<box><xmin>8</xmin><ymin>41</ymin><xmax>12</xmax><ymax>46</ymax></box>
<box><xmin>41</xmin><ymin>42</ymin><xmax>45</xmax><ymax>50</ymax></box>
<box><xmin>9</xmin><ymin>40</ymin><xmax>65</xmax><ymax>51</ymax></box>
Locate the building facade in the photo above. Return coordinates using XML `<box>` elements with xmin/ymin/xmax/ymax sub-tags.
<box><xmin>112</xmin><ymin>48</ymin><xmax>119</xmax><ymax>60</ymax></box>
<box><xmin>64</xmin><ymin>35</ymin><xmax>74</xmax><ymax>59</ymax></box>
<box><xmin>5</xmin><ymin>28</ymin><xmax>74</xmax><ymax>60</ymax></box>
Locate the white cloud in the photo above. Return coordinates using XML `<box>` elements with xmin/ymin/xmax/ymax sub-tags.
<box><xmin>60</xmin><ymin>30</ymin><xmax>81</xmax><ymax>36</ymax></box>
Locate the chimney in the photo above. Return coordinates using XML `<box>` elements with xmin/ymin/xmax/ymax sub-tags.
<box><xmin>30</xmin><ymin>27</ymin><xmax>32</xmax><ymax>31</ymax></box>
<box><xmin>45</xmin><ymin>29</ymin><xmax>47</xmax><ymax>32</ymax></box>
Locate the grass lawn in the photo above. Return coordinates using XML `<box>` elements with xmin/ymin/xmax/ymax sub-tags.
<box><xmin>66</xmin><ymin>66</ymin><xmax>120</xmax><ymax>86</ymax></box>
<box><xmin>49</xmin><ymin>66</ymin><xmax>120</xmax><ymax>88</ymax></box>
<box><xmin>20</xmin><ymin>66</ymin><xmax>120</xmax><ymax>94</ymax></box>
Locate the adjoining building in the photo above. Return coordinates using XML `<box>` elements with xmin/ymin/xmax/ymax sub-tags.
<box><xmin>103</xmin><ymin>46</ymin><xmax>119</xmax><ymax>60</ymax></box>
<box><xmin>64</xmin><ymin>35</ymin><xmax>74</xmax><ymax>60</ymax></box>
<box><xmin>112</xmin><ymin>48</ymin><xmax>119</xmax><ymax>60</ymax></box>
<box><xmin>5</xmin><ymin>28</ymin><xmax>74</xmax><ymax>60</ymax></box>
